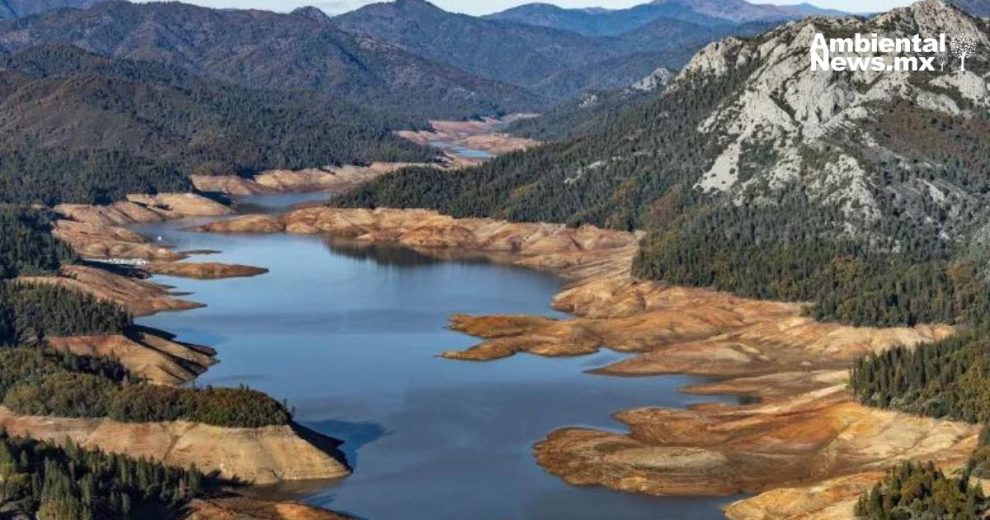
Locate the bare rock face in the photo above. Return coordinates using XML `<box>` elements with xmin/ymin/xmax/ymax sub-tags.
<box><xmin>47</xmin><ymin>332</ymin><xmax>216</xmax><ymax>386</ymax></box>
<box><xmin>0</xmin><ymin>407</ymin><xmax>350</xmax><ymax>485</ymax></box>
<box><xmin>19</xmin><ymin>265</ymin><xmax>202</xmax><ymax>317</ymax></box>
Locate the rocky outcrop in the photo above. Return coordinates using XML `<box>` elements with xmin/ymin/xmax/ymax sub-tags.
<box><xmin>0</xmin><ymin>407</ymin><xmax>350</xmax><ymax>485</ymax></box>
<box><xmin>145</xmin><ymin>262</ymin><xmax>268</xmax><ymax>280</ymax></box>
<box><xmin>19</xmin><ymin>265</ymin><xmax>202</xmax><ymax>317</ymax></box>
<box><xmin>47</xmin><ymin>331</ymin><xmax>217</xmax><ymax>386</ymax></box>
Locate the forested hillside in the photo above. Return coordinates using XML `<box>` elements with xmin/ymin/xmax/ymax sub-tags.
<box><xmin>0</xmin><ymin>0</ymin><xmax>99</xmax><ymax>19</ymax></box>
<box><xmin>0</xmin><ymin>206</ymin><xmax>132</xmax><ymax>345</ymax></box>
<box><xmin>0</xmin><ymin>0</ymin><xmax>533</xmax><ymax>119</ymax></box>
<box><xmin>334</xmin><ymin>0</ymin><xmax>782</xmax><ymax>101</ymax></box>
<box><xmin>0</xmin><ymin>45</ymin><xmax>436</xmax><ymax>206</ymax></box>
<box><xmin>340</xmin><ymin>0</ymin><xmax>990</xmax><ymax>327</ymax></box>
<box><xmin>0</xmin><ymin>430</ymin><xmax>208</xmax><ymax>519</ymax></box>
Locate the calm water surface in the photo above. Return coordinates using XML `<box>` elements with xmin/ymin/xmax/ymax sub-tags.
<box><xmin>135</xmin><ymin>194</ymin><xmax>737</xmax><ymax>520</ymax></box>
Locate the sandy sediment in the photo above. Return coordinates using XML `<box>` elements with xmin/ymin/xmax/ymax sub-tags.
<box><xmin>0</xmin><ymin>407</ymin><xmax>350</xmax><ymax>485</ymax></box>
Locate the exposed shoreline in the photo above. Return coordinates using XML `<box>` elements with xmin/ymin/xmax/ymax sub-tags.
<box><xmin>195</xmin><ymin>204</ymin><xmax>978</xmax><ymax>519</ymax></box>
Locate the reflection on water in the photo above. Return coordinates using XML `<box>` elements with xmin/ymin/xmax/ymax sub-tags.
<box><xmin>135</xmin><ymin>194</ymin><xmax>739</xmax><ymax>520</ymax></box>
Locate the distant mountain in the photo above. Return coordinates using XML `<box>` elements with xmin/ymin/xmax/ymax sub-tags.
<box><xmin>951</xmin><ymin>0</ymin><xmax>990</xmax><ymax>16</ymax></box>
<box><xmin>332</xmin><ymin>0</ymin><xmax>784</xmax><ymax>102</ymax></box>
<box><xmin>0</xmin><ymin>1</ymin><xmax>534</xmax><ymax>119</ymax></box>
<box><xmin>339</xmin><ymin>0</ymin><xmax>990</xmax><ymax>328</ymax></box>
<box><xmin>0</xmin><ymin>45</ymin><xmax>434</xmax><ymax>205</ymax></box>
<box><xmin>488</xmin><ymin>0</ymin><xmax>846</xmax><ymax>36</ymax></box>
<box><xmin>0</xmin><ymin>0</ymin><xmax>101</xmax><ymax>19</ymax></box>
<box><xmin>647</xmin><ymin>0</ymin><xmax>847</xmax><ymax>23</ymax></box>
<box><xmin>486</xmin><ymin>1</ymin><xmax>727</xmax><ymax>36</ymax></box>
<box><xmin>333</xmin><ymin>0</ymin><xmax>617</xmax><ymax>98</ymax></box>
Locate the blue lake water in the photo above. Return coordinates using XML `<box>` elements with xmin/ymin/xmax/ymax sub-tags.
<box><xmin>135</xmin><ymin>194</ymin><xmax>738</xmax><ymax>520</ymax></box>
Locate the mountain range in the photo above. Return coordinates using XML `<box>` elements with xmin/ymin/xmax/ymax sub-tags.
<box><xmin>0</xmin><ymin>44</ymin><xmax>434</xmax><ymax>205</ymax></box>
<box><xmin>0</xmin><ymin>0</ymin><xmax>534</xmax><ymax>119</ymax></box>
<box><xmin>333</xmin><ymin>0</ymin><xmax>821</xmax><ymax>101</ymax></box>
<box><xmin>488</xmin><ymin>0</ymin><xmax>846</xmax><ymax>35</ymax></box>
<box><xmin>0</xmin><ymin>0</ymin><xmax>101</xmax><ymax>19</ymax></box>
<box><xmin>340</xmin><ymin>0</ymin><xmax>990</xmax><ymax>327</ymax></box>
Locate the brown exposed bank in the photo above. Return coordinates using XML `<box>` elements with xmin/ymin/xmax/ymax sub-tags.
<box><xmin>195</xmin><ymin>205</ymin><xmax>975</xmax><ymax>519</ymax></box>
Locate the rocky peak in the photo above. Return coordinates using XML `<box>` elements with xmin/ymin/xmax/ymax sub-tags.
<box><xmin>630</xmin><ymin>66</ymin><xmax>673</xmax><ymax>92</ymax></box>
<box><xmin>290</xmin><ymin>6</ymin><xmax>332</xmax><ymax>24</ymax></box>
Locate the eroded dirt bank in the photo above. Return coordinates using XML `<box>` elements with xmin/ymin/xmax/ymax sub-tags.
<box><xmin>0</xmin><ymin>407</ymin><xmax>350</xmax><ymax>485</ymax></box>
<box><xmin>196</xmin><ymin>205</ymin><xmax>973</xmax><ymax>519</ymax></box>
<box><xmin>191</xmin><ymin>162</ymin><xmax>416</xmax><ymax>196</ymax></box>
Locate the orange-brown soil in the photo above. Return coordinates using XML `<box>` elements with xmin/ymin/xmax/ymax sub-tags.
<box><xmin>19</xmin><ymin>265</ymin><xmax>202</xmax><ymax>316</ymax></box>
<box><xmin>145</xmin><ymin>262</ymin><xmax>268</xmax><ymax>279</ymax></box>
<box><xmin>53</xmin><ymin>193</ymin><xmax>230</xmax><ymax>262</ymax></box>
<box><xmin>192</xmin><ymin>163</ymin><xmax>419</xmax><ymax>195</ymax></box>
<box><xmin>185</xmin><ymin>496</ymin><xmax>354</xmax><ymax>520</ymax></box>
<box><xmin>0</xmin><ymin>407</ymin><xmax>350</xmax><ymax>485</ymax></box>
<box><xmin>47</xmin><ymin>331</ymin><xmax>216</xmax><ymax>386</ymax></box>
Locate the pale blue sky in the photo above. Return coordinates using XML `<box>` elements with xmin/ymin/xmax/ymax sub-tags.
<box><xmin>133</xmin><ymin>0</ymin><xmax>915</xmax><ymax>16</ymax></box>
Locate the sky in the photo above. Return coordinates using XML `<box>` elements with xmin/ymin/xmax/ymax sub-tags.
<box><xmin>132</xmin><ymin>0</ymin><xmax>916</xmax><ymax>17</ymax></box>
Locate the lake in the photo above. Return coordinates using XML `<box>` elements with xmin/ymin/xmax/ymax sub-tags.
<box><xmin>135</xmin><ymin>193</ymin><xmax>738</xmax><ymax>520</ymax></box>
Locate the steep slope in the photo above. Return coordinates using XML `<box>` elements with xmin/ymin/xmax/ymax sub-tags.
<box><xmin>0</xmin><ymin>0</ymin><xmax>533</xmax><ymax>118</ymax></box>
<box><xmin>340</xmin><ymin>0</ymin><xmax>990</xmax><ymax>327</ymax></box>
<box><xmin>0</xmin><ymin>0</ymin><xmax>101</xmax><ymax>19</ymax></box>
<box><xmin>333</xmin><ymin>0</ymin><xmax>770</xmax><ymax>100</ymax></box>
<box><xmin>333</xmin><ymin>0</ymin><xmax>614</xmax><ymax>99</ymax></box>
<box><xmin>0</xmin><ymin>45</ymin><xmax>434</xmax><ymax>205</ymax></box>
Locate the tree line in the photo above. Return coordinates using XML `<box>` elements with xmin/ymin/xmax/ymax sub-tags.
<box><xmin>0</xmin><ymin>430</ymin><xmax>209</xmax><ymax>519</ymax></box>
<box><xmin>0</xmin><ymin>347</ymin><xmax>292</xmax><ymax>428</ymax></box>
